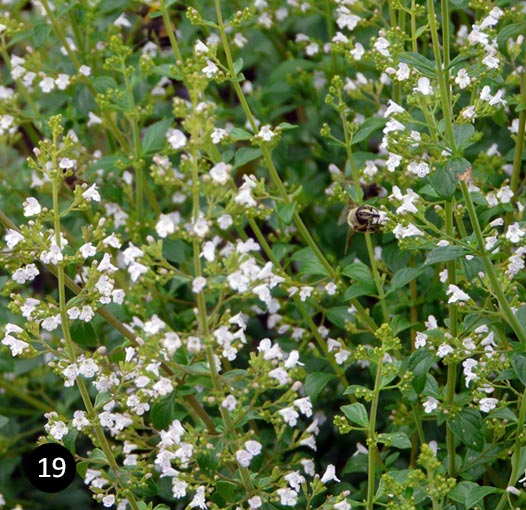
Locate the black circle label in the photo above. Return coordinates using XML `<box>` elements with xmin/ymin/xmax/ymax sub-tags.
<box><xmin>24</xmin><ymin>443</ymin><xmax>77</xmax><ymax>493</ymax></box>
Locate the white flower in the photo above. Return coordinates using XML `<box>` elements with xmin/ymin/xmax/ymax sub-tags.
<box><xmin>79</xmin><ymin>305</ymin><xmax>95</xmax><ymax>322</ymax></box>
<box><xmin>4</xmin><ymin>229</ymin><xmax>24</xmax><ymax>248</ymax></box>
<box><xmin>245</xmin><ymin>440</ymin><xmax>262</xmax><ymax>456</ymax></box>
<box><xmin>49</xmin><ymin>421</ymin><xmax>68</xmax><ymax>440</ymax></box>
<box><xmin>437</xmin><ymin>343</ymin><xmax>454</xmax><ymax>358</ymax></box>
<box><xmin>407</xmin><ymin>160</ymin><xmax>430</xmax><ymax>177</ymax></box>
<box><xmin>294</xmin><ymin>397</ymin><xmax>312</xmax><ymax>417</ymax></box>
<box><xmin>192</xmin><ymin>276</ymin><xmax>207</xmax><ymax>293</ymax></box>
<box><xmin>414</xmin><ymin>77</ymin><xmax>433</xmax><ymax>95</ymax></box>
<box><xmin>276</xmin><ymin>487</ymin><xmax>298</xmax><ymax>506</ymax></box>
<box><xmin>236</xmin><ymin>449</ymin><xmax>252</xmax><ymax>467</ymax></box>
<box><xmin>396</xmin><ymin>62</ymin><xmax>410</xmax><ymax>81</ymax></box>
<box><xmin>103</xmin><ymin>233</ymin><xmax>122</xmax><ymax>248</ymax></box>
<box><xmin>505</xmin><ymin>223</ymin><xmax>525</xmax><ymax>243</ymax></box>
<box><xmin>211</xmin><ymin>128</ymin><xmax>227</xmax><ymax>143</ymax></box>
<box><xmin>455</xmin><ymin>69</ymin><xmax>471</xmax><ymax>89</ymax></box>
<box><xmin>189</xmin><ymin>486</ymin><xmax>207</xmax><ymax>509</ymax></box>
<box><xmin>55</xmin><ymin>74</ymin><xmax>70</xmax><ymax>90</ymax></box>
<box><xmin>202</xmin><ymin>60</ymin><xmax>219</xmax><ymax>78</ymax></box>
<box><xmin>257</xmin><ymin>125</ymin><xmax>275</xmax><ymax>141</ymax></box>
<box><xmin>320</xmin><ymin>464</ymin><xmax>341</xmax><ymax>483</ymax></box>
<box><xmin>446</xmin><ymin>284</ymin><xmax>470</xmax><ymax>303</ymax></box>
<box><xmin>248</xmin><ymin>496</ymin><xmax>262</xmax><ymax>509</ymax></box>
<box><xmin>423</xmin><ymin>396</ymin><xmax>438</xmax><ymax>413</ymax></box>
<box><xmin>155</xmin><ymin>214</ymin><xmax>176</xmax><ymax>238</ymax></box>
<box><xmin>23</xmin><ymin>197</ymin><xmax>42</xmax><ymax>217</ymax></box>
<box><xmin>79</xmin><ymin>65</ymin><xmax>91</xmax><ymax>76</ymax></box>
<box><xmin>82</xmin><ymin>184</ymin><xmax>101</xmax><ymax>202</ymax></box>
<box><xmin>79</xmin><ymin>242</ymin><xmax>96</xmax><ymax>258</ymax></box>
<box><xmin>278</xmin><ymin>407</ymin><xmax>299</xmax><ymax>426</ymax></box>
<box><xmin>167</xmin><ymin>128</ymin><xmax>187</xmax><ymax>150</ymax></box>
<box><xmin>222</xmin><ymin>395</ymin><xmax>237</xmax><ymax>411</ymax></box>
<box><xmin>194</xmin><ymin>39</ymin><xmax>209</xmax><ymax>54</ymax></box>
<box><xmin>39</xmin><ymin>76</ymin><xmax>55</xmax><ymax>93</ymax></box>
<box><xmin>129</xmin><ymin>262</ymin><xmax>148</xmax><ymax>282</ymax></box>
<box><xmin>114</xmin><ymin>13</ymin><xmax>131</xmax><ymax>27</ymax></box>
<box><xmin>210</xmin><ymin>162</ymin><xmax>231</xmax><ymax>184</ymax></box>
<box><xmin>479</xmin><ymin>397</ymin><xmax>498</xmax><ymax>413</ymax></box>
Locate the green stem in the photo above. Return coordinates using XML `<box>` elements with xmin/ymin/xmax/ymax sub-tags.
<box><xmin>427</xmin><ymin>0</ymin><xmax>455</xmax><ymax>145</ymax></box>
<box><xmin>495</xmin><ymin>387</ymin><xmax>526</xmax><ymax>510</ymax></box>
<box><xmin>50</xmin><ymin>137</ymin><xmax>140</xmax><ymax>510</ymax></box>
<box><xmin>366</xmin><ymin>354</ymin><xmax>384</xmax><ymax>510</ymax></box>
<box><xmin>0</xmin><ymin>208</ymin><xmax>216</xmax><ymax>434</ymax></box>
<box><xmin>213</xmin><ymin>0</ymin><xmax>377</xmax><ymax>332</ymax></box>
<box><xmin>340</xmin><ymin>111</ymin><xmax>387</xmax><ymax>323</ymax></box>
<box><xmin>460</xmin><ymin>182</ymin><xmax>526</xmax><ymax>344</ymax></box>
<box><xmin>505</xmin><ymin>64</ymin><xmax>526</xmax><ymax>227</ymax></box>
<box><xmin>190</xmin><ymin>148</ymin><xmax>255</xmax><ymax>493</ymax></box>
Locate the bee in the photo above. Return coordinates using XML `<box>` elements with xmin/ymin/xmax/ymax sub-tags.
<box><xmin>134</xmin><ymin>3</ymin><xmax>179</xmax><ymax>49</ymax></box>
<box><xmin>347</xmin><ymin>205</ymin><xmax>385</xmax><ymax>233</ymax></box>
<box><xmin>339</xmin><ymin>204</ymin><xmax>386</xmax><ymax>253</ymax></box>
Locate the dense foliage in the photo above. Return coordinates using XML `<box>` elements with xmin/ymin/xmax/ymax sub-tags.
<box><xmin>0</xmin><ymin>1</ymin><xmax>525</xmax><ymax>509</ymax></box>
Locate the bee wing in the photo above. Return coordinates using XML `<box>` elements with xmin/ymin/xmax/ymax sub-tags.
<box><xmin>338</xmin><ymin>205</ymin><xmax>350</xmax><ymax>226</ymax></box>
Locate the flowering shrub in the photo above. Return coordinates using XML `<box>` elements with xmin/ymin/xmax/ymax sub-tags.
<box><xmin>0</xmin><ymin>0</ymin><xmax>525</xmax><ymax>509</ymax></box>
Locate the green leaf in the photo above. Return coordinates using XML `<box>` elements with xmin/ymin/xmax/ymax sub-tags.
<box><xmin>341</xmin><ymin>262</ymin><xmax>376</xmax><ymax>292</ymax></box>
<box><xmin>446</xmin><ymin>156</ymin><xmax>471</xmax><ymax>179</ymax></box>
<box><xmin>377</xmin><ymin>432</ymin><xmax>412</xmax><ymax>449</ymax></box>
<box><xmin>408</xmin><ymin>348</ymin><xmax>436</xmax><ymax>393</ymax></box>
<box><xmin>234</xmin><ymin>147</ymin><xmax>262</xmax><ymax>169</ymax></box>
<box><xmin>398</xmin><ymin>52</ymin><xmax>436</xmax><ymax>77</ymax></box>
<box><xmin>152</xmin><ymin>64</ymin><xmax>182</xmax><ymax>80</ymax></box>
<box><xmin>327</xmin><ymin>306</ymin><xmax>353</xmax><ymax>329</ymax></box>
<box><xmin>94</xmin><ymin>391</ymin><xmax>112</xmax><ymax>408</ymax></box>
<box><xmin>391</xmin><ymin>315</ymin><xmax>414</xmax><ymax>335</ymax></box>
<box><xmin>230</xmin><ymin>127</ymin><xmax>253</xmax><ymax>141</ymax></box>
<box><xmin>424</xmin><ymin>246</ymin><xmax>467</xmax><ymax>265</ymax></box>
<box><xmin>344</xmin><ymin>284</ymin><xmax>374</xmax><ymax>300</ymax></box>
<box><xmin>428</xmin><ymin>165</ymin><xmax>457</xmax><ymax>200</ymax></box>
<box><xmin>142</xmin><ymin>119</ymin><xmax>172</xmax><ymax>156</ymax></box>
<box><xmin>0</xmin><ymin>415</ymin><xmax>8</xmax><ymax>429</ymax></box>
<box><xmin>449</xmin><ymin>0</ymin><xmax>469</xmax><ymax>8</ymax></box>
<box><xmin>453</xmin><ymin>124</ymin><xmax>475</xmax><ymax>150</ymax></box>
<box><xmin>275</xmin><ymin>201</ymin><xmax>297</xmax><ymax>225</ymax></box>
<box><xmin>448</xmin><ymin>481</ymin><xmax>500</xmax><ymax>508</ymax></box>
<box><xmin>151</xmin><ymin>395</ymin><xmax>176</xmax><ymax>430</ymax></box>
<box><xmin>341</xmin><ymin>403</ymin><xmax>369</xmax><ymax>428</ymax></box>
<box><xmin>515</xmin><ymin>306</ymin><xmax>526</xmax><ymax>331</ymax></box>
<box><xmin>70</xmin><ymin>320</ymin><xmax>98</xmax><ymax>348</ymax></box>
<box><xmin>32</xmin><ymin>23</ymin><xmax>51</xmax><ymax>48</ymax></box>
<box><xmin>352</xmin><ymin>117</ymin><xmax>386</xmax><ymax>146</ymax></box>
<box><xmin>216</xmin><ymin>481</ymin><xmax>236</xmax><ymax>500</ymax></box>
<box><xmin>92</xmin><ymin>76</ymin><xmax>118</xmax><ymax>93</ymax></box>
<box><xmin>512</xmin><ymin>354</ymin><xmax>526</xmax><ymax>387</ymax></box>
<box><xmin>387</xmin><ymin>267</ymin><xmax>422</xmax><ymax>294</ymax></box>
<box><xmin>305</xmin><ymin>372</ymin><xmax>335</xmax><ymax>404</ymax></box>
<box><xmin>448</xmin><ymin>409</ymin><xmax>485</xmax><ymax>452</ymax></box>
<box><xmin>343</xmin><ymin>384</ymin><xmax>369</xmax><ymax>396</ymax></box>
<box><xmin>278</xmin><ymin>122</ymin><xmax>298</xmax><ymax>130</ymax></box>
<box><xmin>163</xmin><ymin>239</ymin><xmax>191</xmax><ymax>264</ymax></box>
<box><xmin>233</xmin><ymin>58</ymin><xmax>243</xmax><ymax>76</ymax></box>
<box><xmin>291</xmin><ymin>247</ymin><xmax>329</xmax><ymax>277</ymax></box>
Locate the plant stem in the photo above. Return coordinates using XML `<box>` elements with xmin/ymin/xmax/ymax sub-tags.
<box><xmin>50</xmin><ymin>137</ymin><xmax>140</xmax><ymax>510</ymax></box>
<box><xmin>366</xmin><ymin>353</ymin><xmax>384</xmax><ymax>510</ymax></box>
<box><xmin>460</xmin><ymin>181</ymin><xmax>526</xmax><ymax>344</ymax></box>
<box><xmin>495</xmin><ymin>386</ymin><xmax>526</xmax><ymax>510</ymax></box>
<box><xmin>213</xmin><ymin>0</ymin><xmax>377</xmax><ymax>332</ymax></box>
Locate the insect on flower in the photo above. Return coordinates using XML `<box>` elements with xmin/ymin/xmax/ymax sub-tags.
<box><xmin>339</xmin><ymin>204</ymin><xmax>387</xmax><ymax>253</ymax></box>
<box><xmin>346</xmin><ymin>205</ymin><xmax>386</xmax><ymax>233</ymax></box>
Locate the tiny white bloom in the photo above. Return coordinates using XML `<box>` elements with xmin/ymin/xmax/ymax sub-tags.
<box><xmin>23</xmin><ymin>197</ymin><xmax>42</xmax><ymax>217</ymax></box>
